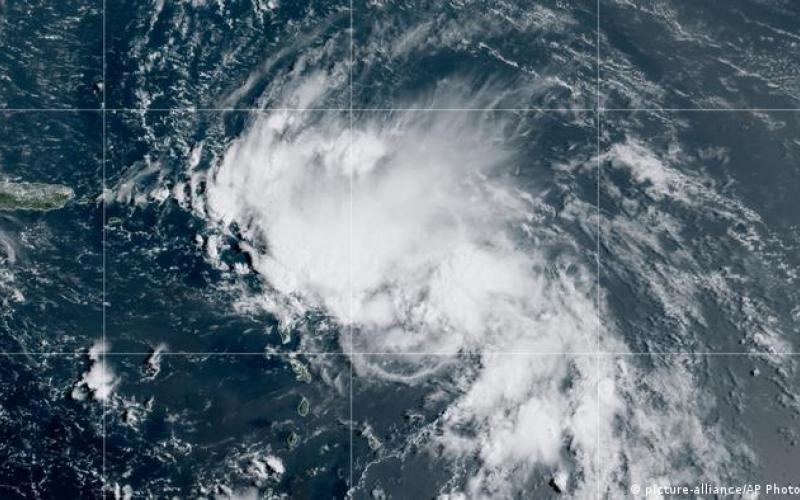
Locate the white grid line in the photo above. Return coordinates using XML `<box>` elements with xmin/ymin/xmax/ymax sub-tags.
<box><xmin>101</xmin><ymin>0</ymin><xmax>108</xmax><ymax>494</ymax></box>
<box><xmin>595</xmin><ymin>0</ymin><xmax>602</xmax><ymax>497</ymax></box>
<box><xmin>2</xmin><ymin>107</ymin><xmax>799</xmax><ymax>113</ymax></box>
<box><xmin>4</xmin><ymin>351</ymin><xmax>800</xmax><ymax>357</ymax></box>
<box><xmin>348</xmin><ymin>0</ymin><xmax>355</xmax><ymax>493</ymax></box>
<box><xmin>602</xmin><ymin>108</ymin><xmax>800</xmax><ymax>112</ymax></box>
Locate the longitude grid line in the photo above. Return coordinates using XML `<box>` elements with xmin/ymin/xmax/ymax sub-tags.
<box><xmin>595</xmin><ymin>0</ymin><xmax>601</xmax><ymax>498</ymax></box>
<box><xmin>348</xmin><ymin>0</ymin><xmax>355</xmax><ymax>494</ymax></box>
<box><xmin>101</xmin><ymin>0</ymin><xmax>107</xmax><ymax>495</ymax></box>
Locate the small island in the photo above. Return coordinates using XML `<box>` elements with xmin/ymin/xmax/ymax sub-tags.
<box><xmin>0</xmin><ymin>181</ymin><xmax>74</xmax><ymax>211</ymax></box>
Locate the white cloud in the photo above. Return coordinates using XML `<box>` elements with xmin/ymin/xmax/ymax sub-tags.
<box><xmin>192</xmin><ymin>79</ymin><xmax>758</xmax><ymax>496</ymax></box>
<box><xmin>205</xmin><ymin>105</ymin><xmax>599</xmax><ymax>357</ymax></box>
<box><xmin>72</xmin><ymin>341</ymin><xmax>117</xmax><ymax>402</ymax></box>
<box><xmin>201</xmin><ymin>98</ymin><xmax>611</xmax><ymax>495</ymax></box>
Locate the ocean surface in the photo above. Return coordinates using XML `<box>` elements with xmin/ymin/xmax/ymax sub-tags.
<box><xmin>1</xmin><ymin>0</ymin><xmax>799</xmax><ymax>498</ymax></box>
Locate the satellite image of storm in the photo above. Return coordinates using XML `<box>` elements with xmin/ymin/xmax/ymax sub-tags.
<box><xmin>1</xmin><ymin>0</ymin><xmax>799</xmax><ymax>499</ymax></box>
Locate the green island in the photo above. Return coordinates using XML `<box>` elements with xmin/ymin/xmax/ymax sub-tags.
<box><xmin>0</xmin><ymin>181</ymin><xmax>74</xmax><ymax>211</ymax></box>
<box><xmin>297</xmin><ymin>396</ymin><xmax>310</xmax><ymax>417</ymax></box>
<box><xmin>286</xmin><ymin>431</ymin><xmax>299</xmax><ymax>450</ymax></box>
<box><xmin>288</xmin><ymin>358</ymin><xmax>312</xmax><ymax>383</ymax></box>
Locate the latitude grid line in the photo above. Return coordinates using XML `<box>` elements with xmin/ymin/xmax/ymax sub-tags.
<box><xmin>1</xmin><ymin>107</ymin><xmax>800</xmax><ymax>112</ymax></box>
<box><xmin>5</xmin><ymin>351</ymin><xmax>800</xmax><ymax>357</ymax></box>
<box><xmin>4</xmin><ymin>351</ymin><xmax>800</xmax><ymax>356</ymax></box>
<box><xmin>2</xmin><ymin>3</ymin><xmax>798</xmax><ymax>499</ymax></box>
